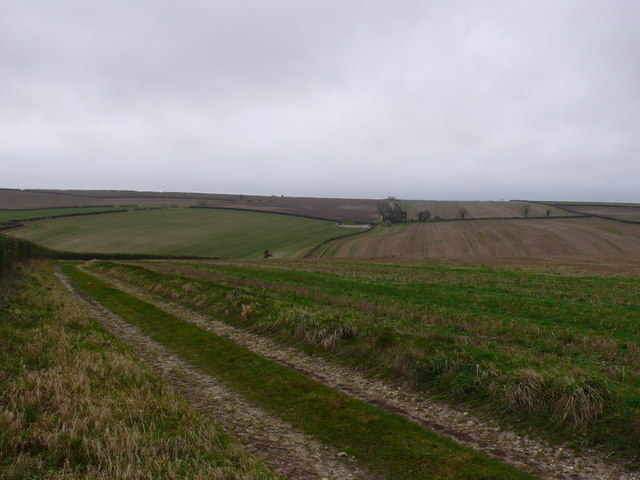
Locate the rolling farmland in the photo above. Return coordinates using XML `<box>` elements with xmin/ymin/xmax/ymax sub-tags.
<box><xmin>401</xmin><ymin>200</ymin><xmax>573</xmax><ymax>220</ymax></box>
<box><xmin>0</xmin><ymin>206</ymin><xmax>129</xmax><ymax>223</ymax></box>
<box><xmin>554</xmin><ymin>204</ymin><xmax>640</xmax><ymax>223</ymax></box>
<box><xmin>9</xmin><ymin>207</ymin><xmax>349</xmax><ymax>258</ymax></box>
<box><xmin>313</xmin><ymin>217</ymin><xmax>640</xmax><ymax>258</ymax></box>
<box><xmin>3</xmin><ymin>195</ymin><xmax>640</xmax><ymax>479</ymax></box>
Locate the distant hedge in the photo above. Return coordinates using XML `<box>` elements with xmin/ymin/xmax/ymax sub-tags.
<box><xmin>0</xmin><ymin>234</ymin><xmax>216</xmax><ymax>276</ymax></box>
<box><xmin>0</xmin><ymin>235</ymin><xmax>55</xmax><ymax>273</ymax></box>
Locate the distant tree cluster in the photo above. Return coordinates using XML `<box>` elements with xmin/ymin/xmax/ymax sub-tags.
<box><xmin>417</xmin><ymin>210</ymin><xmax>431</xmax><ymax>222</ymax></box>
<box><xmin>377</xmin><ymin>197</ymin><xmax>407</xmax><ymax>224</ymax></box>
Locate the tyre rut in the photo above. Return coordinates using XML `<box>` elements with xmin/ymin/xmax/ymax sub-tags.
<box><xmin>56</xmin><ymin>270</ymin><xmax>374</xmax><ymax>480</ymax></box>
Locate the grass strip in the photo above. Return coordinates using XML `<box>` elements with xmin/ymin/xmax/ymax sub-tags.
<box><xmin>62</xmin><ymin>264</ymin><xmax>536</xmax><ymax>480</ymax></box>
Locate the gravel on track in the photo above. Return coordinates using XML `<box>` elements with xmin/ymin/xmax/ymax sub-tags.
<box><xmin>57</xmin><ymin>270</ymin><xmax>374</xmax><ymax>480</ymax></box>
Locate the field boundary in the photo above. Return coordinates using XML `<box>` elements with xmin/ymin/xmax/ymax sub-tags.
<box><xmin>540</xmin><ymin>203</ymin><xmax>640</xmax><ymax>225</ymax></box>
<box><xmin>188</xmin><ymin>204</ymin><xmax>349</xmax><ymax>222</ymax></box>
<box><xmin>303</xmin><ymin>225</ymin><xmax>375</xmax><ymax>258</ymax></box>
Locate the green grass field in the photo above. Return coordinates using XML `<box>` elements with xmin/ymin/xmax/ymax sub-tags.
<box><xmin>10</xmin><ymin>207</ymin><xmax>349</xmax><ymax>258</ymax></box>
<box><xmin>0</xmin><ymin>206</ymin><xmax>129</xmax><ymax>223</ymax></box>
<box><xmin>87</xmin><ymin>258</ymin><xmax>640</xmax><ymax>465</ymax></box>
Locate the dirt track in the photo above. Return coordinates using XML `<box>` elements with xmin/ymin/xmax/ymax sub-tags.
<box><xmin>57</xmin><ymin>270</ymin><xmax>372</xmax><ymax>480</ymax></box>
<box><xmin>83</xmin><ymin>267</ymin><xmax>640</xmax><ymax>480</ymax></box>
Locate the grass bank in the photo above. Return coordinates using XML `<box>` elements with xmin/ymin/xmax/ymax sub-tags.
<box><xmin>64</xmin><ymin>264</ymin><xmax>536</xmax><ymax>480</ymax></box>
<box><xmin>0</xmin><ymin>262</ymin><xmax>280</xmax><ymax>480</ymax></box>
<box><xmin>89</xmin><ymin>259</ymin><xmax>640</xmax><ymax>466</ymax></box>
<box><xmin>11</xmin><ymin>207</ymin><xmax>349</xmax><ymax>258</ymax></box>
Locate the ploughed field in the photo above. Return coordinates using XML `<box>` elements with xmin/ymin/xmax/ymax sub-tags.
<box><xmin>84</xmin><ymin>258</ymin><xmax>640</xmax><ymax>467</ymax></box>
<box><xmin>9</xmin><ymin>207</ymin><xmax>349</xmax><ymax>258</ymax></box>
<box><xmin>556</xmin><ymin>204</ymin><xmax>640</xmax><ymax>223</ymax></box>
<box><xmin>313</xmin><ymin>217</ymin><xmax>640</xmax><ymax>258</ymax></box>
<box><xmin>401</xmin><ymin>200</ymin><xmax>574</xmax><ymax>220</ymax></box>
<box><xmin>0</xmin><ymin>189</ymin><xmax>381</xmax><ymax>223</ymax></box>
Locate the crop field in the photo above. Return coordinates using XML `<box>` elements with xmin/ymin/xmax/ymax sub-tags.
<box><xmin>73</xmin><ymin>258</ymin><xmax>640</xmax><ymax>473</ymax></box>
<box><xmin>401</xmin><ymin>200</ymin><xmax>574</xmax><ymax>220</ymax></box>
<box><xmin>0</xmin><ymin>189</ymin><xmax>381</xmax><ymax>222</ymax></box>
<box><xmin>556</xmin><ymin>205</ymin><xmax>640</xmax><ymax>223</ymax></box>
<box><xmin>0</xmin><ymin>188</ymin><xmax>262</xmax><ymax>209</ymax></box>
<box><xmin>312</xmin><ymin>217</ymin><xmax>640</xmax><ymax>258</ymax></box>
<box><xmin>0</xmin><ymin>206</ymin><xmax>128</xmax><ymax>223</ymax></box>
<box><xmin>9</xmin><ymin>207</ymin><xmax>349</xmax><ymax>258</ymax></box>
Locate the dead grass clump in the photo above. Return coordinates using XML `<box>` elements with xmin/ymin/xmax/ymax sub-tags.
<box><xmin>624</xmin><ymin>342</ymin><xmax>640</xmax><ymax>367</ymax></box>
<box><xmin>411</xmin><ymin>354</ymin><xmax>466</xmax><ymax>384</ymax></box>
<box><xmin>240</xmin><ymin>304</ymin><xmax>256</xmax><ymax>322</ymax></box>
<box><xmin>553</xmin><ymin>378</ymin><xmax>611</xmax><ymax>427</ymax></box>
<box><xmin>504</xmin><ymin>369</ymin><xmax>546</xmax><ymax>413</ymax></box>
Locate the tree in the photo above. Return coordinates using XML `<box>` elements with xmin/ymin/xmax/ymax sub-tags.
<box><xmin>263</xmin><ymin>249</ymin><xmax>274</xmax><ymax>259</ymax></box>
<box><xmin>377</xmin><ymin>199</ymin><xmax>408</xmax><ymax>224</ymax></box>
<box><xmin>418</xmin><ymin>209</ymin><xmax>431</xmax><ymax>222</ymax></box>
<box><xmin>546</xmin><ymin>209</ymin><xmax>551</xmax><ymax>217</ymax></box>
<box><xmin>458</xmin><ymin>208</ymin><xmax>468</xmax><ymax>220</ymax></box>
<box><xmin>523</xmin><ymin>206</ymin><xmax>530</xmax><ymax>218</ymax></box>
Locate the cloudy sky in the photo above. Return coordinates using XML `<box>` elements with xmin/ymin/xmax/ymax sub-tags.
<box><xmin>1</xmin><ymin>1</ymin><xmax>638</xmax><ymax>201</ymax></box>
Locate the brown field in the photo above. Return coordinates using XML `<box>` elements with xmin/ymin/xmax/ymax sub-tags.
<box><xmin>314</xmin><ymin>217</ymin><xmax>640</xmax><ymax>258</ymax></box>
<box><xmin>0</xmin><ymin>188</ymin><xmax>262</xmax><ymax>209</ymax></box>
<box><xmin>402</xmin><ymin>200</ymin><xmax>574</xmax><ymax>220</ymax></box>
<box><xmin>556</xmin><ymin>204</ymin><xmax>640</xmax><ymax>222</ymax></box>
<box><xmin>0</xmin><ymin>189</ymin><xmax>380</xmax><ymax>222</ymax></box>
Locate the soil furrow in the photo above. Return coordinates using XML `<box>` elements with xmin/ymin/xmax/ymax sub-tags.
<box><xmin>84</xmin><ymin>266</ymin><xmax>640</xmax><ymax>480</ymax></box>
<box><xmin>56</xmin><ymin>270</ymin><xmax>372</xmax><ymax>480</ymax></box>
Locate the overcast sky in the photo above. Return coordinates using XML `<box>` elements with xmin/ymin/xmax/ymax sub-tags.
<box><xmin>1</xmin><ymin>1</ymin><xmax>638</xmax><ymax>201</ymax></box>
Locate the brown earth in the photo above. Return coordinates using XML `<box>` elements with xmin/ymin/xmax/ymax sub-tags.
<box><xmin>402</xmin><ymin>200</ymin><xmax>574</xmax><ymax>220</ymax></box>
<box><xmin>556</xmin><ymin>205</ymin><xmax>640</xmax><ymax>222</ymax></box>
<box><xmin>0</xmin><ymin>189</ymin><xmax>381</xmax><ymax>223</ymax></box>
<box><xmin>315</xmin><ymin>218</ymin><xmax>640</xmax><ymax>258</ymax></box>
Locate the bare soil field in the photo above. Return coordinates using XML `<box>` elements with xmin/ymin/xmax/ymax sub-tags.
<box><xmin>555</xmin><ymin>204</ymin><xmax>640</xmax><ymax>222</ymax></box>
<box><xmin>402</xmin><ymin>200</ymin><xmax>574</xmax><ymax>220</ymax></box>
<box><xmin>0</xmin><ymin>188</ymin><xmax>261</xmax><ymax>209</ymax></box>
<box><xmin>314</xmin><ymin>217</ymin><xmax>640</xmax><ymax>258</ymax></box>
<box><xmin>0</xmin><ymin>189</ymin><xmax>381</xmax><ymax>223</ymax></box>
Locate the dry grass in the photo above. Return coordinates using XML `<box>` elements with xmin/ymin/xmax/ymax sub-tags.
<box><xmin>0</xmin><ymin>262</ymin><xmax>279</xmax><ymax>480</ymax></box>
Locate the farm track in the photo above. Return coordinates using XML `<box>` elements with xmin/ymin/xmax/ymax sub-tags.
<box><xmin>83</xmin><ymin>266</ymin><xmax>639</xmax><ymax>480</ymax></box>
<box><xmin>56</xmin><ymin>270</ymin><xmax>372</xmax><ymax>480</ymax></box>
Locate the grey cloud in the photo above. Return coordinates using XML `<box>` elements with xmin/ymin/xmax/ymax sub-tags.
<box><xmin>0</xmin><ymin>0</ymin><xmax>638</xmax><ymax>201</ymax></box>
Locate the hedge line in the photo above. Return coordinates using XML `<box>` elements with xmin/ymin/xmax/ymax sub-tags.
<box><xmin>0</xmin><ymin>234</ymin><xmax>216</xmax><ymax>276</ymax></box>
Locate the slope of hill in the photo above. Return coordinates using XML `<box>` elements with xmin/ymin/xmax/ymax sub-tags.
<box><xmin>10</xmin><ymin>207</ymin><xmax>350</xmax><ymax>258</ymax></box>
<box><xmin>551</xmin><ymin>203</ymin><xmax>640</xmax><ymax>223</ymax></box>
<box><xmin>402</xmin><ymin>200</ymin><xmax>574</xmax><ymax>220</ymax></box>
<box><xmin>312</xmin><ymin>217</ymin><xmax>640</xmax><ymax>258</ymax></box>
<box><xmin>0</xmin><ymin>189</ymin><xmax>381</xmax><ymax>223</ymax></box>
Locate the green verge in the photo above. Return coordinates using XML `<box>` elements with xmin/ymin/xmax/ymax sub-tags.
<box><xmin>62</xmin><ymin>264</ymin><xmax>536</xmax><ymax>480</ymax></box>
<box><xmin>0</xmin><ymin>262</ymin><xmax>279</xmax><ymax>480</ymax></box>
<box><xmin>86</xmin><ymin>260</ymin><xmax>640</xmax><ymax>465</ymax></box>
